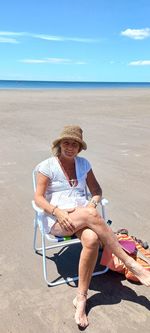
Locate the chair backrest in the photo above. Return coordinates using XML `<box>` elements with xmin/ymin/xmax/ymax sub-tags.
<box><xmin>32</xmin><ymin>163</ymin><xmax>43</xmax><ymax>192</ymax></box>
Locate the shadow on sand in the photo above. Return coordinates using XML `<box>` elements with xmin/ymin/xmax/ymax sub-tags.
<box><xmin>38</xmin><ymin>243</ymin><xmax>150</xmax><ymax>313</ymax></box>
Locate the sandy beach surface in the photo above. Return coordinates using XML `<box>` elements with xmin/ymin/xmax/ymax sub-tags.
<box><xmin>0</xmin><ymin>88</ymin><xmax>150</xmax><ymax>333</ymax></box>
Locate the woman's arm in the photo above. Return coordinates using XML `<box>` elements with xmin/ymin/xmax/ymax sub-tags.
<box><xmin>34</xmin><ymin>172</ymin><xmax>56</xmax><ymax>215</ymax></box>
<box><xmin>86</xmin><ymin>169</ymin><xmax>102</xmax><ymax>208</ymax></box>
<box><xmin>34</xmin><ymin>172</ymin><xmax>75</xmax><ymax>232</ymax></box>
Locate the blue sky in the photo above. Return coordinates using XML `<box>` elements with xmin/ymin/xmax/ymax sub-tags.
<box><xmin>0</xmin><ymin>0</ymin><xmax>150</xmax><ymax>82</ymax></box>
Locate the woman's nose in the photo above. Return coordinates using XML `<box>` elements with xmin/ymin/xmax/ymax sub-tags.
<box><xmin>68</xmin><ymin>143</ymin><xmax>74</xmax><ymax>148</ymax></box>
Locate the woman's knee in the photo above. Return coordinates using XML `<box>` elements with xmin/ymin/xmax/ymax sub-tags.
<box><xmin>87</xmin><ymin>206</ymin><xmax>98</xmax><ymax>217</ymax></box>
<box><xmin>85</xmin><ymin>207</ymin><xmax>104</xmax><ymax>226</ymax></box>
<box><xmin>75</xmin><ymin>206</ymin><xmax>104</xmax><ymax>229</ymax></box>
<box><xmin>79</xmin><ymin>207</ymin><xmax>99</xmax><ymax>221</ymax></box>
<box><xmin>81</xmin><ymin>228</ymin><xmax>99</xmax><ymax>249</ymax></box>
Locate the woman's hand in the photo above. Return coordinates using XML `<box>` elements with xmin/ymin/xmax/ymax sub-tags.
<box><xmin>54</xmin><ymin>207</ymin><xmax>75</xmax><ymax>232</ymax></box>
<box><xmin>86</xmin><ymin>202</ymin><xmax>97</xmax><ymax>209</ymax></box>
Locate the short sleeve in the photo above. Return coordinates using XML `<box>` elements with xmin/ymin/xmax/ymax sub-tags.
<box><xmin>76</xmin><ymin>157</ymin><xmax>92</xmax><ymax>179</ymax></box>
<box><xmin>84</xmin><ymin>158</ymin><xmax>91</xmax><ymax>173</ymax></box>
<box><xmin>38</xmin><ymin>158</ymin><xmax>52</xmax><ymax>178</ymax></box>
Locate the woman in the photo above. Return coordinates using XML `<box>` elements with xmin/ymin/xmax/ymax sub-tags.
<box><xmin>35</xmin><ymin>125</ymin><xmax>150</xmax><ymax>328</ymax></box>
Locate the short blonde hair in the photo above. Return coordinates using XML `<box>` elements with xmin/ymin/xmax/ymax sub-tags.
<box><xmin>51</xmin><ymin>143</ymin><xmax>61</xmax><ymax>156</ymax></box>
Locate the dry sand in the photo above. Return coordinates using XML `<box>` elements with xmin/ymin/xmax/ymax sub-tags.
<box><xmin>0</xmin><ymin>88</ymin><xmax>150</xmax><ymax>332</ymax></box>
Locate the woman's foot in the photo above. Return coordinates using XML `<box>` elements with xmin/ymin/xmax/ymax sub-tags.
<box><xmin>73</xmin><ymin>292</ymin><xmax>89</xmax><ymax>328</ymax></box>
<box><xmin>126</xmin><ymin>258</ymin><xmax>150</xmax><ymax>286</ymax></box>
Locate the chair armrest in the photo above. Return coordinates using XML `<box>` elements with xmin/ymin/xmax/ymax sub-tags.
<box><xmin>32</xmin><ymin>200</ymin><xmax>44</xmax><ymax>214</ymax></box>
<box><xmin>100</xmin><ymin>198</ymin><xmax>109</xmax><ymax>222</ymax></box>
<box><xmin>100</xmin><ymin>198</ymin><xmax>109</xmax><ymax>206</ymax></box>
<box><xmin>32</xmin><ymin>198</ymin><xmax>108</xmax><ymax>213</ymax></box>
<box><xmin>86</xmin><ymin>190</ymin><xmax>108</xmax><ymax>206</ymax></box>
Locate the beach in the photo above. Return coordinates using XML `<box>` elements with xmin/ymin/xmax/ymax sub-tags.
<box><xmin>0</xmin><ymin>88</ymin><xmax>150</xmax><ymax>332</ymax></box>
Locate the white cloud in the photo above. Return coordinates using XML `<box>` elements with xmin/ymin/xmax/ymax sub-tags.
<box><xmin>0</xmin><ymin>31</ymin><xmax>25</xmax><ymax>36</ymax></box>
<box><xmin>46</xmin><ymin>58</ymin><xmax>71</xmax><ymax>63</ymax></box>
<box><xmin>121</xmin><ymin>28</ymin><xmax>150</xmax><ymax>40</ymax></box>
<box><xmin>20</xmin><ymin>59</ymin><xmax>46</xmax><ymax>64</ymax></box>
<box><xmin>0</xmin><ymin>31</ymin><xmax>26</xmax><ymax>43</ymax></box>
<box><xmin>0</xmin><ymin>37</ymin><xmax>19</xmax><ymax>43</ymax></box>
<box><xmin>20</xmin><ymin>57</ymin><xmax>86</xmax><ymax>65</ymax></box>
<box><xmin>129</xmin><ymin>60</ymin><xmax>150</xmax><ymax>66</ymax></box>
<box><xmin>31</xmin><ymin>34</ymin><xmax>65</xmax><ymax>41</ymax></box>
<box><xmin>30</xmin><ymin>33</ymin><xmax>100</xmax><ymax>43</ymax></box>
<box><xmin>66</xmin><ymin>37</ymin><xmax>100</xmax><ymax>43</ymax></box>
<box><xmin>0</xmin><ymin>31</ymin><xmax>100</xmax><ymax>44</ymax></box>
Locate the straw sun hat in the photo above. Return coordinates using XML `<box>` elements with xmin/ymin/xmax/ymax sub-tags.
<box><xmin>52</xmin><ymin>125</ymin><xmax>87</xmax><ymax>153</ymax></box>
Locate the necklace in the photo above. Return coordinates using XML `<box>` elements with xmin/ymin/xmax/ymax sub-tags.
<box><xmin>57</xmin><ymin>157</ymin><xmax>78</xmax><ymax>186</ymax></box>
<box><xmin>69</xmin><ymin>179</ymin><xmax>78</xmax><ymax>187</ymax></box>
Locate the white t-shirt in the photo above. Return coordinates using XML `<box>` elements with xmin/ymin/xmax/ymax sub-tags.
<box><xmin>38</xmin><ymin>156</ymin><xmax>91</xmax><ymax>233</ymax></box>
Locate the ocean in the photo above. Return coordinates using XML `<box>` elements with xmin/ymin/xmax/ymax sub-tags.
<box><xmin>0</xmin><ymin>80</ymin><xmax>150</xmax><ymax>90</ymax></box>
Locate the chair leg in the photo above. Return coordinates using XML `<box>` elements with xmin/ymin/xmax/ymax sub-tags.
<box><xmin>33</xmin><ymin>218</ymin><xmax>38</xmax><ymax>252</ymax></box>
<box><xmin>33</xmin><ymin>218</ymin><xmax>109</xmax><ymax>286</ymax></box>
<box><xmin>44</xmin><ymin>263</ymin><xmax>108</xmax><ymax>287</ymax></box>
<box><xmin>42</xmin><ymin>231</ymin><xmax>49</xmax><ymax>284</ymax></box>
<box><xmin>40</xmin><ymin>231</ymin><xmax>78</xmax><ymax>286</ymax></box>
<box><xmin>39</xmin><ymin>235</ymin><xmax>109</xmax><ymax>287</ymax></box>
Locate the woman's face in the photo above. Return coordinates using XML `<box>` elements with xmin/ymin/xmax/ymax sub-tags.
<box><xmin>60</xmin><ymin>139</ymin><xmax>80</xmax><ymax>159</ymax></box>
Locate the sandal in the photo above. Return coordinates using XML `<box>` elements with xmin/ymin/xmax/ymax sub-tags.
<box><xmin>73</xmin><ymin>291</ymin><xmax>89</xmax><ymax>328</ymax></box>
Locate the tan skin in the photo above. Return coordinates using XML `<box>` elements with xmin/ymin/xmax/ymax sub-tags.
<box><xmin>35</xmin><ymin>139</ymin><xmax>150</xmax><ymax>328</ymax></box>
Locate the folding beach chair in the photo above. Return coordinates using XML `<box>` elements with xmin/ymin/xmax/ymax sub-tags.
<box><xmin>32</xmin><ymin>163</ymin><xmax>109</xmax><ymax>287</ymax></box>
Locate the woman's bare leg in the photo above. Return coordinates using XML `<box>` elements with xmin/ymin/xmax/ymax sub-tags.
<box><xmin>51</xmin><ymin>207</ymin><xmax>150</xmax><ymax>287</ymax></box>
<box><xmin>73</xmin><ymin>228</ymin><xmax>99</xmax><ymax>327</ymax></box>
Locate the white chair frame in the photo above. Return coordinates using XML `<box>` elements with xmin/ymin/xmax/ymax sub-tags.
<box><xmin>32</xmin><ymin>164</ymin><xmax>109</xmax><ymax>287</ymax></box>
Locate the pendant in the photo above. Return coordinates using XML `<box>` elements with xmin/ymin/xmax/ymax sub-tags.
<box><xmin>70</xmin><ymin>179</ymin><xmax>77</xmax><ymax>187</ymax></box>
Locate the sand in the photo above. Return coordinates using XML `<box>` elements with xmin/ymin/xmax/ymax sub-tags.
<box><xmin>0</xmin><ymin>88</ymin><xmax>150</xmax><ymax>332</ymax></box>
